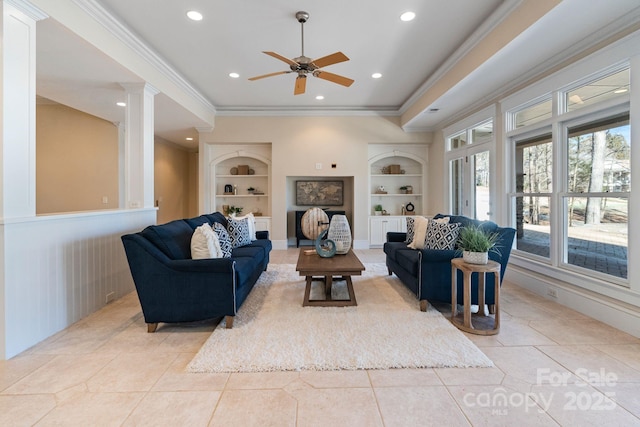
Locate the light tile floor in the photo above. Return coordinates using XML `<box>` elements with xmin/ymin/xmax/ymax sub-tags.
<box><xmin>2</xmin><ymin>249</ymin><xmax>639</xmax><ymax>426</ymax></box>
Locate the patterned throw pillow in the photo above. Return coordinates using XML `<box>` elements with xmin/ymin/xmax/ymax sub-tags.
<box><xmin>406</xmin><ymin>216</ymin><xmax>450</xmax><ymax>244</ymax></box>
<box><xmin>425</xmin><ymin>221</ymin><xmax>460</xmax><ymax>250</ymax></box>
<box><xmin>405</xmin><ymin>217</ymin><xmax>417</xmax><ymax>243</ymax></box>
<box><xmin>213</xmin><ymin>222</ymin><xmax>233</xmax><ymax>258</ymax></box>
<box><xmin>226</xmin><ymin>217</ymin><xmax>252</xmax><ymax>248</ymax></box>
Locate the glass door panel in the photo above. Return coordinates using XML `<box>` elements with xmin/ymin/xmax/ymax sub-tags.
<box><xmin>473</xmin><ymin>151</ymin><xmax>491</xmax><ymax>221</ymax></box>
<box><xmin>449</xmin><ymin>158</ymin><xmax>464</xmax><ymax>215</ymax></box>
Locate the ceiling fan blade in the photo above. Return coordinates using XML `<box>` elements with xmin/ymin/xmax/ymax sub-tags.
<box><xmin>248</xmin><ymin>71</ymin><xmax>289</xmax><ymax>81</ymax></box>
<box><xmin>311</xmin><ymin>52</ymin><xmax>350</xmax><ymax>69</ymax></box>
<box><xmin>294</xmin><ymin>75</ymin><xmax>307</xmax><ymax>95</ymax></box>
<box><xmin>263</xmin><ymin>51</ymin><xmax>299</xmax><ymax>67</ymax></box>
<box><xmin>313</xmin><ymin>70</ymin><xmax>354</xmax><ymax>87</ymax></box>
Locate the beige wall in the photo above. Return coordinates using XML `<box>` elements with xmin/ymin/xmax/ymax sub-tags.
<box><xmin>36</xmin><ymin>103</ymin><xmax>119</xmax><ymax>214</ymax></box>
<box><xmin>154</xmin><ymin>137</ymin><xmax>197</xmax><ymax>224</ymax></box>
<box><xmin>203</xmin><ymin>115</ymin><xmax>432</xmax><ymax>246</ymax></box>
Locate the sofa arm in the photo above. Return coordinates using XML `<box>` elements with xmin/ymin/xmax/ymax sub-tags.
<box><xmin>386</xmin><ymin>232</ymin><xmax>407</xmax><ymax>243</ymax></box>
<box><xmin>256</xmin><ymin>230</ymin><xmax>269</xmax><ymax>240</ymax></box>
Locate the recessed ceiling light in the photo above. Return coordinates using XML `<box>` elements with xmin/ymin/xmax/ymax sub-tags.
<box><xmin>116</xmin><ymin>102</ymin><xmax>126</xmax><ymax>107</ymax></box>
<box><xmin>315</xmin><ymin>95</ymin><xmax>324</xmax><ymax>100</ymax></box>
<box><xmin>614</xmin><ymin>88</ymin><xmax>628</xmax><ymax>94</ymax></box>
<box><xmin>371</xmin><ymin>73</ymin><xmax>382</xmax><ymax>79</ymax></box>
<box><xmin>186</xmin><ymin>10</ymin><xmax>203</xmax><ymax>21</ymax></box>
<box><xmin>186</xmin><ymin>137</ymin><xmax>194</xmax><ymax>141</ymax></box>
<box><xmin>229</xmin><ymin>72</ymin><xmax>240</xmax><ymax>79</ymax></box>
<box><xmin>400</xmin><ymin>11</ymin><xmax>416</xmax><ymax>22</ymax></box>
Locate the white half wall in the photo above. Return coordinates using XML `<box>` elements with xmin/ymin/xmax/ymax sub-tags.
<box><xmin>0</xmin><ymin>209</ymin><xmax>155</xmax><ymax>358</ymax></box>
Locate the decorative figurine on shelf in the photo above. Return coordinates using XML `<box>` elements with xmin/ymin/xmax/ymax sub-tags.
<box><xmin>233</xmin><ymin>185</ymin><xmax>238</xmax><ymax>195</ymax></box>
<box><xmin>315</xmin><ymin>229</ymin><xmax>336</xmax><ymax>258</ymax></box>
<box><xmin>224</xmin><ymin>184</ymin><xmax>233</xmax><ymax>194</ymax></box>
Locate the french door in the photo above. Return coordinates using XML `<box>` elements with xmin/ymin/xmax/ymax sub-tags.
<box><xmin>448</xmin><ymin>147</ymin><xmax>492</xmax><ymax>220</ymax></box>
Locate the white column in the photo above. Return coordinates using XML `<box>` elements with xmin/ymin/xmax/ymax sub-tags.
<box><xmin>1</xmin><ymin>1</ymin><xmax>47</xmax><ymax>219</ymax></box>
<box><xmin>197</xmin><ymin>126</ymin><xmax>214</xmax><ymax>214</ymax></box>
<box><xmin>120</xmin><ymin>83</ymin><xmax>159</xmax><ymax>209</ymax></box>
<box><xmin>0</xmin><ymin>0</ymin><xmax>47</xmax><ymax>359</ymax></box>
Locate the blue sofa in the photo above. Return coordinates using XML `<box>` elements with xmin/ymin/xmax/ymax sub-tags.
<box><xmin>121</xmin><ymin>212</ymin><xmax>272</xmax><ymax>332</ymax></box>
<box><xmin>384</xmin><ymin>214</ymin><xmax>515</xmax><ymax>311</ymax></box>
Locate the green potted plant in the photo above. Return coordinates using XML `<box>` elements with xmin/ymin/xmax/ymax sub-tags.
<box><xmin>399</xmin><ymin>186</ymin><xmax>408</xmax><ymax>194</ymax></box>
<box><xmin>228</xmin><ymin>206</ymin><xmax>243</xmax><ymax>217</ymax></box>
<box><xmin>374</xmin><ymin>204</ymin><xmax>383</xmax><ymax>216</ymax></box>
<box><xmin>457</xmin><ymin>224</ymin><xmax>500</xmax><ymax>264</ymax></box>
<box><xmin>247</xmin><ymin>186</ymin><xmax>255</xmax><ymax>194</ymax></box>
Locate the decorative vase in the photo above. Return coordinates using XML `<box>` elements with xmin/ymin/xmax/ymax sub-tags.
<box><xmin>315</xmin><ymin>229</ymin><xmax>336</xmax><ymax>258</ymax></box>
<box><xmin>327</xmin><ymin>215</ymin><xmax>352</xmax><ymax>255</ymax></box>
<box><xmin>463</xmin><ymin>251</ymin><xmax>488</xmax><ymax>265</ymax></box>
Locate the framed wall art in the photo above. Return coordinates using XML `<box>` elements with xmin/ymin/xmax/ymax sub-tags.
<box><xmin>295</xmin><ymin>180</ymin><xmax>344</xmax><ymax>206</ymax></box>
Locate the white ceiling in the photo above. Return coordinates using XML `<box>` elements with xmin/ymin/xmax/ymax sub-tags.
<box><xmin>34</xmin><ymin>0</ymin><xmax>640</xmax><ymax>148</ymax></box>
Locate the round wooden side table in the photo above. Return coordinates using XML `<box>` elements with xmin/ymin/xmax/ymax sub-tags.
<box><xmin>451</xmin><ymin>258</ymin><xmax>501</xmax><ymax>335</ymax></box>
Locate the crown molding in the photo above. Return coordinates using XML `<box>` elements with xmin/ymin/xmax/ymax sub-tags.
<box><xmin>71</xmin><ymin>0</ymin><xmax>216</xmax><ymax>116</ymax></box>
<box><xmin>5</xmin><ymin>0</ymin><xmax>48</xmax><ymax>20</ymax></box>
<box><xmin>215</xmin><ymin>107</ymin><xmax>400</xmax><ymax>118</ymax></box>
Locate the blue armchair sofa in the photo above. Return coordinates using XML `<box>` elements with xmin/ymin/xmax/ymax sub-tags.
<box><xmin>121</xmin><ymin>212</ymin><xmax>272</xmax><ymax>332</ymax></box>
<box><xmin>384</xmin><ymin>214</ymin><xmax>515</xmax><ymax>311</ymax></box>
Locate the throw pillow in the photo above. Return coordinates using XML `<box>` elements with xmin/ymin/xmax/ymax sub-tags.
<box><xmin>233</xmin><ymin>212</ymin><xmax>257</xmax><ymax>240</ymax></box>
<box><xmin>191</xmin><ymin>223</ymin><xmax>222</xmax><ymax>259</ymax></box>
<box><xmin>226</xmin><ymin>216</ymin><xmax>252</xmax><ymax>248</ymax></box>
<box><xmin>408</xmin><ymin>216</ymin><xmax>430</xmax><ymax>250</ymax></box>
<box><xmin>406</xmin><ymin>216</ymin><xmax>450</xmax><ymax>245</ymax></box>
<box><xmin>425</xmin><ymin>221</ymin><xmax>461</xmax><ymax>250</ymax></box>
<box><xmin>213</xmin><ymin>222</ymin><xmax>233</xmax><ymax>258</ymax></box>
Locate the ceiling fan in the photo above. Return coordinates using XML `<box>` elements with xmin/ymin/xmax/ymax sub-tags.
<box><xmin>248</xmin><ymin>11</ymin><xmax>354</xmax><ymax>95</ymax></box>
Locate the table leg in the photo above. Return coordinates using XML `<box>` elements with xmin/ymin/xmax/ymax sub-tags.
<box><xmin>451</xmin><ymin>265</ymin><xmax>458</xmax><ymax>318</ymax></box>
<box><xmin>463</xmin><ymin>271</ymin><xmax>472</xmax><ymax>329</ymax></box>
<box><xmin>303</xmin><ymin>276</ymin><xmax>312</xmax><ymax>306</ymax></box>
<box><xmin>325</xmin><ymin>276</ymin><xmax>333</xmax><ymax>300</ymax></box>
<box><xmin>494</xmin><ymin>273</ymin><xmax>500</xmax><ymax>331</ymax></box>
<box><xmin>345</xmin><ymin>276</ymin><xmax>357</xmax><ymax>306</ymax></box>
<box><xmin>478</xmin><ymin>272</ymin><xmax>486</xmax><ymax>316</ymax></box>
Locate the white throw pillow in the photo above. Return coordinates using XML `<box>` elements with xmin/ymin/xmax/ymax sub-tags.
<box><xmin>232</xmin><ymin>212</ymin><xmax>257</xmax><ymax>240</ymax></box>
<box><xmin>191</xmin><ymin>223</ymin><xmax>222</xmax><ymax>259</ymax></box>
<box><xmin>408</xmin><ymin>216</ymin><xmax>430</xmax><ymax>250</ymax></box>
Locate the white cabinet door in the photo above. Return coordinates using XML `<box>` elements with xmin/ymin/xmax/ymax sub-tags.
<box><xmin>254</xmin><ymin>217</ymin><xmax>271</xmax><ymax>233</ymax></box>
<box><xmin>369</xmin><ymin>217</ymin><xmax>403</xmax><ymax>246</ymax></box>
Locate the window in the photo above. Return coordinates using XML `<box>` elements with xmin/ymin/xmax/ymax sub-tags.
<box><xmin>506</xmin><ymin>64</ymin><xmax>631</xmax><ymax>286</ymax></box>
<box><xmin>514</xmin><ymin>134</ymin><xmax>552</xmax><ymax>258</ymax></box>
<box><xmin>446</xmin><ymin>119</ymin><xmax>494</xmax><ymax>220</ymax></box>
<box><xmin>564</xmin><ymin>115</ymin><xmax>629</xmax><ymax>278</ymax></box>
<box><xmin>513</xmin><ymin>98</ymin><xmax>552</xmax><ymax>128</ymax></box>
<box><xmin>565</xmin><ymin>69</ymin><xmax>630</xmax><ymax>113</ymax></box>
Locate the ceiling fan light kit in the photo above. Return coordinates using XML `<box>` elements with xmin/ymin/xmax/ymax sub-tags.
<box><xmin>248</xmin><ymin>11</ymin><xmax>354</xmax><ymax>95</ymax></box>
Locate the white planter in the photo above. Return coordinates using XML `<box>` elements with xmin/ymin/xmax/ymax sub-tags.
<box><xmin>463</xmin><ymin>251</ymin><xmax>488</xmax><ymax>265</ymax></box>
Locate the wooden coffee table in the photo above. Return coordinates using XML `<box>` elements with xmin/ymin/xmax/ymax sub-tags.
<box><xmin>295</xmin><ymin>249</ymin><xmax>365</xmax><ymax>307</ymax></box>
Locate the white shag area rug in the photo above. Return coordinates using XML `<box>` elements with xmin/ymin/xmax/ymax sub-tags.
<box><xmin>187</xmin><ymin>263</ymin><xmax>493</xmax><ymax>373</ymax></box>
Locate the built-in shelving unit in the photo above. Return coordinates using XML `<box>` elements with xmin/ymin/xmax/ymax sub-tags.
<box><xmin>213</xmin><ymin>155</ymin><xmax>270</xmax><ymax>221</ymax></box>
<box><xmin>368</xmin><ymin>151</ymin><xmax>427</xmax><ymax>247</ymax></box>
<box><xmin>370</xmin><ymin>156</ymin><xmax>423</xmax><ymax>216</ymax></box>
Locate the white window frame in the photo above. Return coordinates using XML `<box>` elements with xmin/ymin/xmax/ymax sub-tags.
<box><xmin>503</xmin><ymin>50</ymin><xmax>635</xmax><ymax>300</ymax></box>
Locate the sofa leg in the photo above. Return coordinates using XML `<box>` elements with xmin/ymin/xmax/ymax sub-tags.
<box><xmin>420</xmin><ymin>300</ymin><xmax>428</xmax><ymax>312</ymax></box>
<box><xmin>488</xmin><ymin>304</ymin><xmax>496</xmax><ymax>314</ymax></box>
<box><xmin>225</xmin><ymin>315</ymin><xmax>234</xmax><ymax>329</ymax></box>
<box><xmin>387</xmin><ymin>267</ymin><xmax>392</xmax><ymax>275</ymax></box>
<box><xmin>147</xmin><ymin>323</ymin><xmax>158</xmax><ymax>333</ymax></box>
